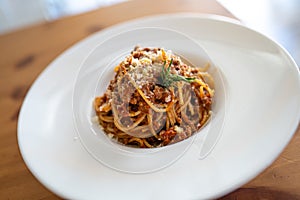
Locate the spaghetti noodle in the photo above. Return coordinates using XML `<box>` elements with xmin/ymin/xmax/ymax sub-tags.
<box><xmin>94</xmin><ymin>47</ymin><xmax>214</xmax><ymax>148</ymax></box>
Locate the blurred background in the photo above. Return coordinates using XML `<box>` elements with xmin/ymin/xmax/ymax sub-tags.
<box><xmin>0</xmin><ymin>0</ymin><xmax>299</xmax><ymax>65</ymax></box>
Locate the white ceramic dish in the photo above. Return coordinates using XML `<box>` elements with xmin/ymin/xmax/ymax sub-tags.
<box><xmin>18</xmin><ymin>14</ymin><xmax>300</xmax><ymax>200</ymax></box>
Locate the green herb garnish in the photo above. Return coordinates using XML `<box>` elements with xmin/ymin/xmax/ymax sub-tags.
<box><xmin>161</xmin><ymin>58</ymin><xmax>195</xmax><ymax>88</ymax></box>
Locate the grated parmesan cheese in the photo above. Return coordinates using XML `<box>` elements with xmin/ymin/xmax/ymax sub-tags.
<box><xmin>165</xmin><ymin>95</ymin><xmax>171</xmax><ymax>102</ymax></box>
<box><xmin>174</xmin><ymin>125</ymin><xmax>183</xmax><ymax>134</ymax></box>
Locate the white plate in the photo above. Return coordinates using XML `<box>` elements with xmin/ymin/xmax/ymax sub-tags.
<box><xmin>18</xmin><ymin>14</ymin><xmax>300</xmax><ymax>199</ymax></box>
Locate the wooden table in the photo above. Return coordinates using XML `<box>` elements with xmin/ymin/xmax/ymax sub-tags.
<box><xmin>1</xmin><ymin>0</ymin><xmax>299</xmax><ymax>199</ymax></box>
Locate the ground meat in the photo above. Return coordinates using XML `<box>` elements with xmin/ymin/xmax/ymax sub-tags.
<box><xmin>172</xmin><ymin>59</ymin><xmax>180</xmax><ymax>66</ymax></box>
<box><xmin>159</xmin><ymin>128</ymin><xmax>177</xmax><ymax>145</ymax></box>
<box><xmin>143</xmin><ymin>47</ymin><xmax>151</xmax><ymax>52</ymax></box>
<box><xmin>138</xmin><ymin>101</ymin><xmax>150</xmax><ymax>113</ymax></box>
<box><xmin>153</xmin><ymin>85</ymin><xmax>172</xmax><ymax>104</ymax></box>
<box><xmin>133</xmin><ymin>51</ymin><xmax>143</xmax><ymax>59</ymax></box>
<box><xmin>129</xmin><ymin>97</ymin><xmax>137</xmax><ymax>105</ymax></box>
<box><xmin>202</xmin><ymin>96</ymin><xmax>212</xmax><ymax>107</ymax></box>
<box><xmin>153</xmin><ymin>86</ymin><xmax>164</xmax><ymax>99</ymax></box>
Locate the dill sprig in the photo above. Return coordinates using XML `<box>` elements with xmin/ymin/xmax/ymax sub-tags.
<box><xmin>161</xmin><ymin>58</ymin><xmax>195</xmax><ymax>88</ymax></box>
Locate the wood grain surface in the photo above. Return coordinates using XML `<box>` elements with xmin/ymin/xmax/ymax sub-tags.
<box><xmin>0</xmin><ymin>0</ymin><xmax>299</xmax><ymax>199</ymax></box>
